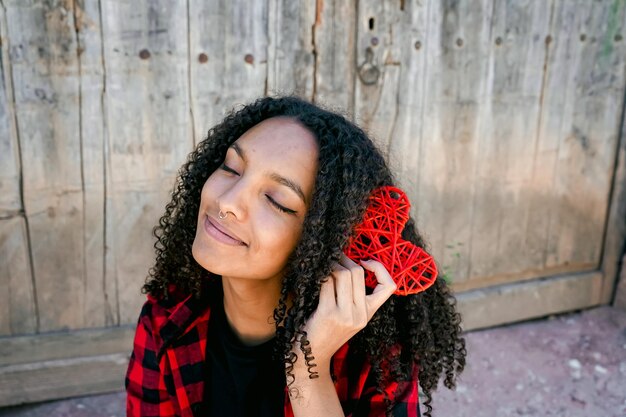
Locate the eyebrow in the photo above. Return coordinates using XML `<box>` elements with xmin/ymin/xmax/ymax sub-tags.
<box><xmin>230</xmin><ymin>142</ymin><xmax>307</xmax><ymax>205</ymax></box>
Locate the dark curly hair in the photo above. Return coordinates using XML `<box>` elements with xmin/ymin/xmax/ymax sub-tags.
<box><xmin>143</xmin><ymin>95</ymin><xmax>466</xmax><ymax>416</ymax></box>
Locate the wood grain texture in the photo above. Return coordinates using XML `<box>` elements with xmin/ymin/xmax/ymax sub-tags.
<box><xmin>0</xmin><ymin>218</ymin><xmax>37</xmax><ymax>335</ymax></box>
<box><xmin>0</xmin><ymin>325</ymin><xmax>134</xmax><ymax>367</ymax></box>
<box><xmin>74</xmin><ymin>0</ymin><xmax>112</xmax><ymax>328</ymax></box>
<box><xmin>101</xmin><ymin>0</ymin><xmax>194</xmax><ymax>325</ymax></box>
<box><xmin>457</xmin><ymin>270</ymin><xmax>604</xmax><ymax>330</ymax></box>
<box><xmin>385</xmin><ymin>0</ymin><xmax>429</xmax><ymax>193</ymax></box>
<box><xmin>409</xmin><ymin>0</ymin><xmax>494</xmax><ymax>289</ymax></box>
<box><xmin>537</xmin><ymin>0</ymin><xmax>626</xmax><ymax>273</ymax></box>
<box><xmin>0</xmin><ymin>325</ymin><xmax>133</xmax><ymax>406</ymax></box>
<box><xmin>380</xmin><ymin>0</ymin><xmax>626</xmax><ymax>294</ymax></box>
<box><xmin>0</xmin><ymin>1</ymin><xmax>37</xmax><ymax>336</ymax></box>
<box><xmin>266</xmin><ymin>0</ymin><xmax>316</xmax><ymax>98</ymax></box>
<box><xmin>0</xmin><ymin>353</ymin><xmax>128</xmax><ymax>406</ymax></box>
<box><xmin>5</xmin><ymin>0</ymin><xmax>86</xmax><ymax>331</ymax></box>
<box><xmin>604</xmin><ymin>43</ymin><xmax>626</xmax><ymax>305</ymax></box>
<box><xmin>0</xmin><ymin>1</ymin><xmax>21</xmax><ymax>219</ymax></box>
<box><xmin>463</xmin><ymin>0</ymin><xmax>553</xmax><ymax>289</ymax></box>
<box><xmin>312</xmin><ymin>0</ymin><xmax>357</xmax><ymax>113</ymax></box>
<box><xmin>189</xmin><ymin>0</ymin><xmax>269</xmax><ymax>143</ymax></box>
<box><xmin>353</xmin><ymin>0</ymin><xmax>402</xmax><ymax>155</ymax></box>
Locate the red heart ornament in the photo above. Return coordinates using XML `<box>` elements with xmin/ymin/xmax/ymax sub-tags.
<box><xmin>343</xmin><ymin>185</ymin><xmax>438</xmax><ymax>296</ymax></box>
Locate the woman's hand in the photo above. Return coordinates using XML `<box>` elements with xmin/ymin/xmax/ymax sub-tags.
<box><xmin>292</xmin><ymin>253</ymin><xmax>397</xmax><ymax>374</ymax></box>
<box><xmin>286</xmin><ymin>254</ymin><xmax>396</xmax><ymax>415</ymax></box>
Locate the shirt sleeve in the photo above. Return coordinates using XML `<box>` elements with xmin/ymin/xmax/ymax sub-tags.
<box><xmin>125</xmin><ymin>304</ymin><xmax>177</xmax><ymax>417</ymax></box>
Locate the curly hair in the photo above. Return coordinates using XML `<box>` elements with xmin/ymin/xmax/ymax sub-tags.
<box><xmin>143</xmin><ymin>95</ymin><xmax>466</xmax><ymax>416</ymax></box>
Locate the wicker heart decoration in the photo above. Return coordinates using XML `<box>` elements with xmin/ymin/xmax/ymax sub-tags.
<box><xmin>343</xmin><ymin>185</ymin><xmax>438</xmax><ymax>296</ymax></box>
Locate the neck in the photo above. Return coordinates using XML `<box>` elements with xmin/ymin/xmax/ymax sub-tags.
<box><xmin>221</xmin><ymin>275</ymin><xmax>283</xmax><ymax>346</ymax></box>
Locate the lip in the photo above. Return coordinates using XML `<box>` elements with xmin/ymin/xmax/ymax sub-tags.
<box><xmin>204</xmin><ymin>215</ymin><xmax>247</xmax><ymax>246</ymax></box>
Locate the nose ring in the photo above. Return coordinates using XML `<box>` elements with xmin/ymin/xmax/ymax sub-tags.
<box><xmin>218</xmin><ymin>210</ymin><xmax>228</xmax><ymax>219</ymax></box>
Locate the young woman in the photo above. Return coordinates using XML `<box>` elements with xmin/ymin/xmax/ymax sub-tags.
<box><xmin>125</xmin><ymin>96</ymin><xmax>466</xmax><ymax>417</ymax></box>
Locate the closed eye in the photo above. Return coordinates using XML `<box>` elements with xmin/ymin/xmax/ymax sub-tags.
<box><xmin>266</xmin><ymin>195</ymin><xmax>297</xmax><ymax>215</ymax></box>
<box><xmin>220</xmin><ymin>163</ymin><xmax>239</xmax><ymax>176</ymax></box>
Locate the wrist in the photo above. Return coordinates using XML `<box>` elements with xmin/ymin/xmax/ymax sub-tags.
<box><xmin>289</xmin><ymin>348</ymin><xmax>331</xmax><ymax>378</ymax></box>
<box><xmin>288</xmin><ymin>363</ymin><xmax>335</xmax><ymax>401</ymax></box>
<box><xmin>292</xmin><ymin>358</ymin><xmax>331</xmax><ymax>378</ymax></box>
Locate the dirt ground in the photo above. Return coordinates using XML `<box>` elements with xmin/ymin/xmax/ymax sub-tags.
<box><xmin>432</xmin><ymin>306</ymin><xmax>626</xmax><ymax>417</ymax></box>
<box><xmin>1</xmin><ymin>306</ymin><xmax>625</xmax><ymax>417</ymax></box>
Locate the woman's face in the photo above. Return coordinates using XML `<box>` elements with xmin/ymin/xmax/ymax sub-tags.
<box><xmin>192</xmin><ymin>117</ymin><xmax>319</xmax><ymax>282</ymax></box>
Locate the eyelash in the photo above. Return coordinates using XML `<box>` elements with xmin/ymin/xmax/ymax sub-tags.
<box><xmin>219</xmin><ymin>163</ymin><xmax>296</xmax><ymax>214</ymax></box>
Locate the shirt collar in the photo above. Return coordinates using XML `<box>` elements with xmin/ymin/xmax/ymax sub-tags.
<box><xmin>147</xmin><ymin>282</ymin><xmax>213</xmax><ymax>360</ymax></box>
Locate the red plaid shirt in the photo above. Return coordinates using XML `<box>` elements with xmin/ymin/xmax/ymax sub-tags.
<box><xmin>125</xmin><ymin>287</ymin><xmax>420</xmax><ymax>417</ymax></box>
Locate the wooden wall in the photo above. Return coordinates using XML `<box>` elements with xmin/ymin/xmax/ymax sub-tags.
<box><xmin>1</xmin><ymin>0</ymin><xmax>625</xmax><ymax>405</ymax></box>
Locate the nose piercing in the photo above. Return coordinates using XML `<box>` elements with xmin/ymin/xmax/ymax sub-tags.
<box><xmin>218</xmin><ymin>210</ymin><xmax>228</xmax><ymax>219</ymax></box>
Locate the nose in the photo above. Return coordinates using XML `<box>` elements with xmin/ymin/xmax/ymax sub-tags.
<box><xmin>215</xmin><ymin>177</ymin><xmax>250</xmax><ymax>221</ymax></box>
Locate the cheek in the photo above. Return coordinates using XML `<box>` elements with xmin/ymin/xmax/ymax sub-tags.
<box><xmin>200</xmin><ymin>174</ymin><xmax>222</xmax><ymax>203</ymax></box>
<box><xmin>256</xmin><ymin>220</ymin><xmax>304</xmax><ymax>258</ymax></box>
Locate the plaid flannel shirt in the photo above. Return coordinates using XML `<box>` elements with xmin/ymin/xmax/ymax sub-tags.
<box><xmin>125</xmin><ymin>286</ymin><xmax>421</xmax><ymax>417</ymax></box>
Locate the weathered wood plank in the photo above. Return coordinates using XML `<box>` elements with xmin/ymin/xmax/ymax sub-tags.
<box><xmin>0</xmin><ymin>326</ymin><xmax>131</xmax><ymax>406</ymax></box>
<box><xmin>457</xmin><ymin>271</ymin><xmax>603</xmax><ymax>330</ymax></box>
<box><xmin>466</xmin><ymin>0</ymin><xmax>553</xmax><ymax>287</ymax></box>
<box><xmin>0</xmin><ymin>1</ymin><xmax>21</xmax><ymax>220</ymax></box>
<box><xmin>604</xmin><ymin>14</ymin><xmax>626</xmax><ymax>304</ymax></box>
<box><xmin>312</xmin><ymin>0</ymin><xmax>357</xmax><ymax>114</ymax></box>
<box><xmin>0</xmin><ymin>1</ymin><xmax>37</xmax><ymax>336</ymax></box>
<box><xmin>189</xmin><ymin>0</ymin><xmax>269</xmax><ymax>143</ymax></box>
<box><xmin>74</xmin><ymin>0</ymin><xmax>113</xmax><ymax>328</ymax></box>
<box><xmin>0</xmin><ymin>325</ymin><xmax>135</xmax><ymax>367</ymax></box>
<box><xmin>101</xmin><ymin>0</ymin><xmax>194</xmax><ymax>325</ymax></box>
<box><xmin>0</xmin><ymin>218</ymin><xmax>37</xmax><ymax>336</ymax></box>
<box><xmin>266</xmin><ymin>0</ymin><xmax>316</xmax><ymax>98</ymax></box>
<box><xmin>386</xmin><ymin>0</ymin><xmax>429</xmax><ymax>199</ymax></box>
<box><xmin>409</xmin><ymin>0</ymin><xmax>494</xmax><ymax>287</ymax></box>
<box><xmin>353</xmin><ymin>0</ymin><xmax>402</xmax><ymax>153</ymax></box>
<box><xmin>5</xmin><ymin>0</ymin><xmax>86</xmax><ymax>331</ymax></box>
<box><xmin>0</xmin><ymin>353</ymin><xmax>128</xmax><ymax>407</ymax></box>
<box><xmin>543</xmin><ymin>1</ymin><xmax>625</xmax><ymax>270</ymax></box>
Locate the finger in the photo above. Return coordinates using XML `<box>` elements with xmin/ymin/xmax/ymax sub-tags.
<box><xmin>339</xmin><ymin>252</ymin><xmax>359</xmax><ymax>269</ymax></box>
<box><xmin>331</xmin><ymin>262</ymin><xmax>353</xmax><ymax>310</ymax></box>
<box><xmin>318</xmin><ymin>275</ymin><xmax>337</xmax><ymax>310</ymax></box>
<box><xmin>338</xmin><ymin>253</ymin><xmax>365</xmax><ymax>306</ymax></box>
<box><xmin>360</xmin><ymin>259</ymin><xmax>396</xmax><ymax>319</ymax></box>
<box><xmin>352</xmin><ymin>266</ymin><xmax>369</xmax><ymax>320</ymax></box>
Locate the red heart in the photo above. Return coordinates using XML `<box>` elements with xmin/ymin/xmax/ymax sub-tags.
<box><xmin>343</xmin><ymin>186</ymin><xmax>437</xmax><ymax>296</ymax></box>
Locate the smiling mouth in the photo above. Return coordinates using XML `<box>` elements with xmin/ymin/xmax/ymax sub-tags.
<box><xmin>204</xmin><ymin>216</ymin><xmax>247</xmax><ymax>246</ymax></box>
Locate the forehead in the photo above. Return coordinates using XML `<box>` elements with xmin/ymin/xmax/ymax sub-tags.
<box><xmin>237</xmin><ymin>117</ymin><xmax>318</xmax><ymax>152</ymax></box>
<box><xmin>232</xmin><ymin>117</ymin><xmax>319</xmax><ymax>196</ymax></box>
<box><xmin>233</xmin><ymin>118</ymin><xmax>319</xmax><ymax>171</ymax></box>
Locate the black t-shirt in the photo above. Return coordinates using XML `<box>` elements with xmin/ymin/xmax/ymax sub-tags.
<box><xmin>203</xmin><ymin>289</ymin><xmax>286</xmax><ymax>416</ymax></box>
